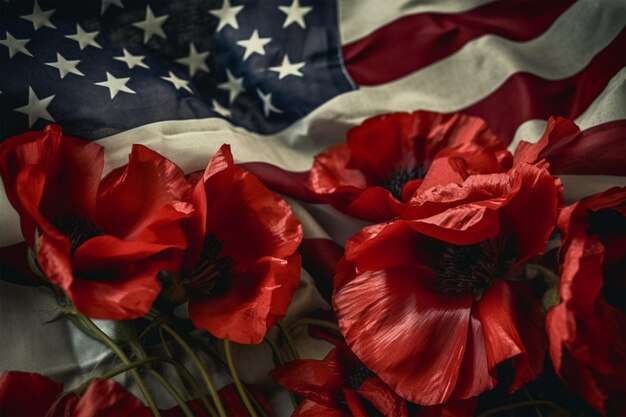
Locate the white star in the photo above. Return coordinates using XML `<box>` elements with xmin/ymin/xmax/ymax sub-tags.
<box><xmin>175</xmin><ymin>43</ymin><xmax>209</xmax><ymax>77</ymax></box>
<box><xmin>132</xmin><ymin>5</ymin><xmax>168</xmax><ymax>44</ymax></box>
<box><xmin>114</xmin><ymin>48</ymin><xmax>149</xmax><ymax>69</ymax></box>
<box><xmin>256</xmin><ymin>89</ymin><xmax>283</xmax><ymax>117</ymax></box>
<box><xmin>45</xmin><ymin>53</ymin><xmax>84</xmax><ymax>79</ymax></box>
<box><xmin>14</xmin><ymin>87</ymin><xmax>55</xmax><ymax>128</ymax></box>
<box><xmin>212</xmin><ymin>100</ymin><xmax>231</xmax><ymax>118</ymax></box>
<box><xmin>101</xmin><ymin>0</ymin><xmax>123</xmax><ymax>15</ymax></box>
<box><xmin>161</xmin><ymin>71</ymin><xmax>192</xmax><ymax>93</ymax></box>
<box><xmin>20</xmin><ymin>1</ymin><xmax>56</xmax><ymax>30</ymax></box>
<box><xmin>209</xmin><ymin>0</ymin><xmax>244</xmax><ymax>32</ymax></box>
<box><xmin>218</xmin><ymin>69</ymin><xmax>244</xmax><ymax>104</ymax></box>
<box><xmin>269</xmin><ymin>55</ymin><xmax>305</xmax><ymax>79</ymax></box>
<box><xmin>278</xmin><ymin>0</ymin><xmax>312</xmax><ymax>29</ymax></box>
<box><xmin>95</xmin><ymin>72</ymin><xmax>136</xmax><ymax>99</ymax></box>
<box><xmin>66</xmin><ymin>24</ymin><xmax>101</xmax><ymax>50</ymax></box>
<box><xmin>0</xmin><ymin>32</ymin><xmax>32</xmax><ymax>58</ymax></box>
<box><xmin>236</xmin><ymin>30</ymin><xmax>271</xmax><ymax>61</ymax></box>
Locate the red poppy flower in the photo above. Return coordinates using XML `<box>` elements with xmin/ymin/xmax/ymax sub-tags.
<box><xmin>0</xmin><ymin>125</ymin><xmax>193</xmax><ymax>320</ymax></box>
<box><xmin>333</xmin><ymin>163</ymin><xmax>561</xmax><ymax>405</ymax></box>
<box><xmin>162</xmin><ymin>383</ymin><xmax>272</xmax><ymax>417</ymax></box>
<box><xmin>0</xmin><ymin>371</ymin><xmax>151</xmax><ymax>417</ymax></box>
<box><xmin>307</xmin><ymin>111</ymin><xmax>511</xmax><ymax>222</ymax></box>
<box><xmin>546</xmin><ymin>187</ymin><xmax>626</xmax><ymax>416</ymax></box>
<box><xmin>162</xmin><ymin>144</ymin><xmax>303</xmax><ymax>344</ymax></box>
<box><xmin>270</xmin><ymin>325</ymin><xmax>409</xmax><ymax>417</ymax></box>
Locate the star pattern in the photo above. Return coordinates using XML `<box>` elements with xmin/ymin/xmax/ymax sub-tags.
<box><xmin>210</xmin><ymin>0</ymin><xmax>244</xmax><ymax>32</ymax></box>
<box><xmin>20</xmin><ymin>1</ymin><xmax>56</xmax><ymax>30</ymax></box>
<box><xmin>46</xmin><ymin>53</ymin><xmax>84</xmax><ymax>79</ymax></box>
<box><xmin>257</xmin><ymin>89</ymin><xmax>283</xmax><ymax>117</ymax></box>
<box><xmin>212</xmin><ymin>99</ymin><xmax>231</xmax><ymax>118</ymax></box>
<box><xmin>176</xmin><ymin>43</ymin><xmax>209</xmax><ymax>77</ymax></box>
<box><xmin>114</xmin><ymin>48</ymin><xmax>149</xmax><ymax>69</ymax></box>
<box><xmin>161</xmin><ymin>71</ymin><xmax>192</xmax><ymax>93</ymax></box>
<box><xmin>218</xmin><ymin>69</ymin><xmax>245</xmax><ymax>104</ymax></box>
<box><xmin>278</xmin><ymin>0</ymin><xmax>312</xmax><ymax>29</ymax></box>
<box><xmin>0</xmin><ymin>33</ymin><xmax>33</xmax><ymax>58</ymax></box>
<box><xmin>236</xmin><ymin>30</ymin><xmax>271</xmax><ymax>61</ymax></box>
<box><xmin>66</xmin><ymin>24</ymin><xmax>102</xmax><ymax>50</ymax></box>
<box><xmin>14</xmin><ymin>87</ymin><xmax>55</xmax><ymax>128</ymax></box>
<box><xmin>101</xmin><ymin>0</ymin><xmax>124</xmax><ymax>15</ymax></box>
<box><xmin>133</xmin><ymin>5</ymin><xmax>169</xmax><ymax>44</ymax></box>
<box><xmin>270</xmin><ymin>54</ymin><xmax>305</xmax><ymax>79</ymax></box>
<box><xmin>95</xmin><ymin>72</ymin><xmax>136</xmax><ymax>99</ymax></box>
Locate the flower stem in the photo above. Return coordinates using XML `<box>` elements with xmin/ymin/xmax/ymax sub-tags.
<box><xmin>150</xmin><ymin>316</ymin><xmax>227</xmax><ymax>417</ymax></box>
<box><xmin>287</xmin><ymin>318</ymin><xmax>342</xmax><ymax>334</ymax></box>
<box><xmin>223</xmin><ymin>339</ymin><xmax>258</xmax><ymax>417</ymax></box>
<box><xmin>157</xmin><ymin>329</ymin><xmax>218</xmax><ymax>417</ymax></box>
<box><xmin>75</xmin><ymin>314</ymin><xmax>161</xmax><ymax>417</ymax></box>
<box><xmin>522</xmin><ymin>385</ymin><xmax>544</xmax><ymax>417</ymax></box>
<box><xmin>476</xmin><ymin>400</ymin><xmax>569</xmax><ymax>417</ymax></box>
<box><xmin>277</xmin><ymin>322</ymin><xmax>300</xmax><ymax>360</ymax></box>
<box><xmin>264</xmin><ymin>337</ymin><xmax>297</xmax><ymax>410</ymax></box>
<box><xmin>148</xmin><ymin>369</ymin><xmax>195</xmax><ymax>417</ymax></box>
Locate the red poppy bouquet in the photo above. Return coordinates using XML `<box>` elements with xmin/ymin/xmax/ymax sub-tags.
<box><xmin>0</xmin><ymin>111</ymin><xmax>623</xmax><ymax>417</ymax></box>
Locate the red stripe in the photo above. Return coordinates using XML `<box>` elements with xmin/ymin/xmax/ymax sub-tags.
<box><xmin>462</xmin><ymin>29</ymin><xmax>625</xmax><ymax>144</ymax></box>
<box><xmin>343</xmin><ymin>0</ymin><xmax>575</xmax><ymax>86</ymax></box>
<box><xmin>241</xmin><ymin>162</ymin><xmax>322</xmax><ymax>202</ymax></box>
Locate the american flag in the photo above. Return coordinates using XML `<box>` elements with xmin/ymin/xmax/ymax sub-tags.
<box><xmin>0</xmin><ymin>0</ymin><xmax>624</xmax><ymax>246</ymax></box>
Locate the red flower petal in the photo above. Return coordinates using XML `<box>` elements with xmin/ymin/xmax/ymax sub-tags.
<box><xmin>96</xmin><ymin>144</ymin><xmax>192</xmax><ymax>239</ymax></box>
<box><xmin>0</xmin><ymin>371</ymin><xmax>63</xmax><ymax>417</ymax></box>
<box><xmin>358</xmin><ymin>377</ymin><xmax>408</xmax><ymax>417</ymax></box>
<box><xmin>271</xmin><ymin>348</ymin><xmax>346</xmax><ymax>406</ymax></box>
<box><xmin>72</xmin><ymin>379</ymin><xmax>152</xmax><ymax>417</ymax></box>
<box><xmin>188</xmin><ymin>255</ymin><xmax>300</xmax><ymax>344</ymax></box>
<box><xmin>0</xmin><ymin>125</ymin><xmax>104</xmax><ymax>245</ymax></box>
<box><xmin>334</xmin><ymin>265</ymin><xmax>474</xmax><ymax>405</ymax></box>
<box><xmin>343</xmin><ymin>388</ymin><xmax>371</xmax><ymax>417</ymax></box>
<box><xmin>416</xmin><ymin>397</ymin><xmax>478</xmax><ymax>417</ymax></box>
<box><xmin>292</xmin><ymin>400</ymin><xmax>346</xmax><ymax>417</ymax></box>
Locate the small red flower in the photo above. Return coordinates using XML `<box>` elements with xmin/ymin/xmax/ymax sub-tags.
<box><xmin>163</xmin><ymin>383</ymin><xmax>272</xmax><ymax>417</ymax></box>
<box><xmin>307</xmin><ymin>111</ymin><xmax>511</xmax><ymax>221</ymax></box>
<box><xmin>0</xmin><ymin>371</ymin><xmax>151</xmax><ymax>417</ymax></box>
<box><xmin>270</xmin><ymin>325</ymin><xmax>409</xmax><ymax>417</ymax></box>
<box><xmin>0</xmin><ymin>125</ymin><xmax>193</xmax><ymax>319</ymax></box>
<box><xmin>333</xmin><ymin>163</ymin><xmax>561</xmax><ymax>405</ymax></box>
<box><xmin>546</xmin><ymin>187</ymin><xmax>626</xmax><ymax>416</ymax></box>
<box><xmin>163</xmin><ymin>144</ymin><xmax>303</xmax><ymax>344</ymax></box>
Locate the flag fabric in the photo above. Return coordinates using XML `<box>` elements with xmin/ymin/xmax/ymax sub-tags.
<box><xmin>1</xmin><ymin>0</ymin><xmax>625</xmax><ymax>246</ymax></box>
<box><xmin>0</xmin><ymin>0</ymin><xmax>625</xmax><ymax>412</ymax></box>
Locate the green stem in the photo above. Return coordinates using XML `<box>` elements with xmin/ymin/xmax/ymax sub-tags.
<box><xmin>476</xmin><ymin>400</ymin><xmax>569</xmax><ymax>417</ymax></box>
<box><xmin>148</xmin><ymin>369</ymin><xmax>195</xmax><ymax>417</ymax></box>
<box><xmin>522</xmin><ymin>385</ymin><xmax>544</xmax><ymax>417</ymax></box>
<box><xmin>264</xmin><ymin>337</ymin><xmax>297</xmax><ymax>410</ymax></box>
<box><xmin>157</xmin><ymin>329</ymin><xmax>218</xmax><ymax>417</ymax></box>
<box><xmin>288</xmin><ymin>318</ymin><xmax>342</xmax><ymax>335</ymax></box>
<box><xmin>76</xmin><ymin>315</ymin><xmax>161</xmax><ymax>417</ymax></box>
<box><xmin>277</xmin><ymin>322</ymin><xmax>300</xmax><ymax>361</ymax></box>
<box><xmin>223</xmin><ymin>340</ymin><xmax>258</xmax><ymax>417</ymax></box>
<box><xmin>154</xmin><ymin>318</ymin><xmax>227</xmax><ymax>417</ymax></box>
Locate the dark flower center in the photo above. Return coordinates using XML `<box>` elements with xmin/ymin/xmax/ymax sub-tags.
<box><xmin>346</xmin><ymin>362</ymin><xmax>375</xmax><ymax>389</ymax></box>
<box><xmin>380</xmin><ymin>166</ymin><xmax>426</xmax><ymax>200</ymax></box>
<box><xmin>185</xmin><ymin>235</ymin><xmax>234</xmax><ymax>297</ymax></box>
<box><xmin>433</xmin><ymin>236</ymin><xmax>516</xmax><ymax>299</ymax></box>
<box><xmin>54</xmin><ymin>215</ymin><xmax>103</xmax><ymax>253</ymax></box>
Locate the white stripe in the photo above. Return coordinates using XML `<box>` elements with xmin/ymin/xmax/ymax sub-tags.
<box><xmin>508</xmin><ymin>67</ymin><xmax>626</xmax><ymax>151</ymax></box>
<box><xmin>0</xmin><ymin>0</ymin><xmax>623</xmax><ymax>247</ymax></box>
<box><xmin>560</xmin><ymin>175</ymin><xmax>626</xmax><ymax>204</ymax></box>
<box><xmin>338</xmin><ymin>0</ymin><xmax>496</xmax><ymax>45</ymax></box>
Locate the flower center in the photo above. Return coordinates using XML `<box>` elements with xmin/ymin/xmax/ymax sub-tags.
<box><xmin>54</xmin><ymin>215</ymin><xmax>103</xmax><ymax>253</ymax></box>
<box><xmin>433</xmin><ymin>236</ymin><xmax>515</xmax><ymax>299</ymax></box>
<box><xmin>185</xmin><ymin>235</ymin><xmax>234</xmax><ymax>298</ymax></box>
<box><xmin>380</xmin><ymin>166</ymin><xmax>426</xmax><ymax>200</ymax></box>
<box><xmin>346</xmin><ymin>362</ymin><xmax>375</xmax><ymax>389</ymax></box>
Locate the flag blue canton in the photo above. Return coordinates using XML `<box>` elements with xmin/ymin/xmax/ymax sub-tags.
<box><xmin>0</xmin><ymin>0</ymin><xmax>355</xmax><ymax>140</ymax></box>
